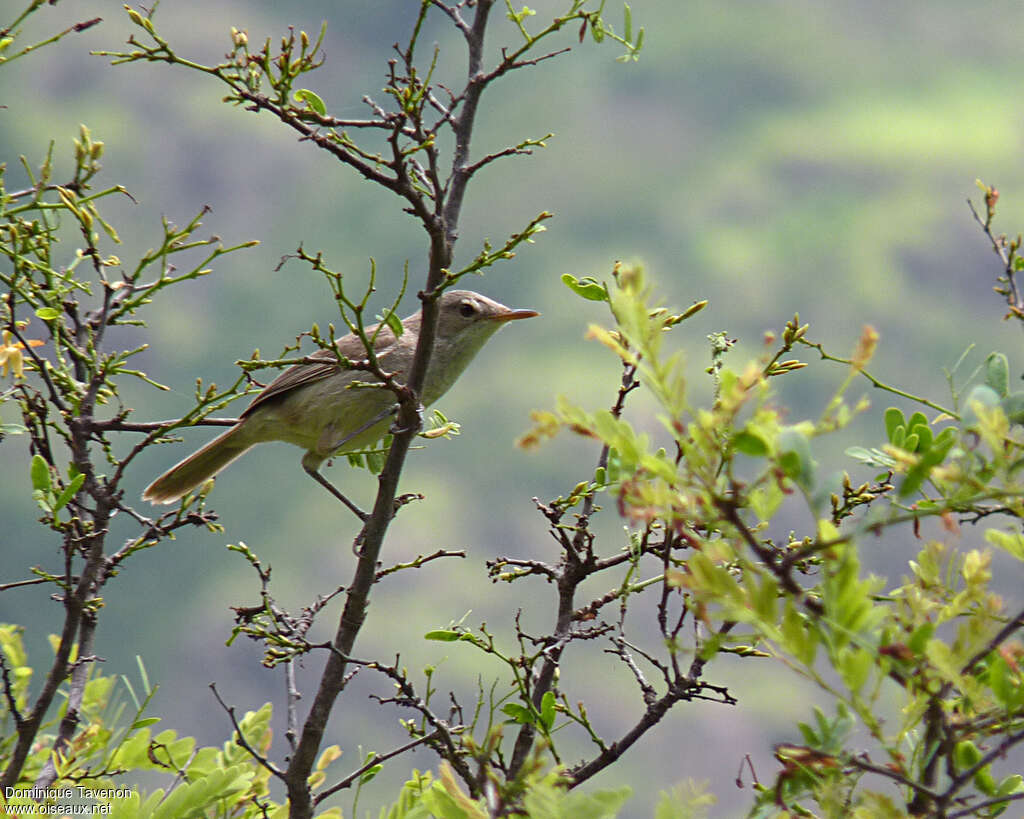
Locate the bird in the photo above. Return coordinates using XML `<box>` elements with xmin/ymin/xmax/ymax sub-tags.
<box><xmin>142</xmin><ymin>290</ymin><xmax>538</xmax><ymax>507</ymax></box>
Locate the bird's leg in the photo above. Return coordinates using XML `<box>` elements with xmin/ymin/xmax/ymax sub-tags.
<box><xmin>300</xmin><ymin>405</ymin><xmax>400</xmax><ymax>524</ymax></box>
<box><xmin>302</xmin><ymin>462</ymin><xmax>369</xmax><ymax>521</ymax></box>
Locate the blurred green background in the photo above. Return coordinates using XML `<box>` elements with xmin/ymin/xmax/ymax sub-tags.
<box><xmin>2</xmin><ymin>1</ymin><xmax>1024</xmax><ymax>815</ymax></box>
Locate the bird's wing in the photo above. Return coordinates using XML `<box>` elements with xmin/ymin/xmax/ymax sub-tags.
<box><xmin>240</xmin><ymin>324</ymin><xmax>398</xmax><ymax>418</ymax></box>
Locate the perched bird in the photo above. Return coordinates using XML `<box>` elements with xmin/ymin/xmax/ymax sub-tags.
<box><xmin>143</xmin><ymin>290</ymin><xmax>538</xmax><ymax>506</ymax></box>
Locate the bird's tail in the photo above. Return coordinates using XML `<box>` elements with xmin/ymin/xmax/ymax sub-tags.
<box><xmin>142</xmin><ymin>425</ymin><xmax>251</xmax><ymax>504</ymax></box>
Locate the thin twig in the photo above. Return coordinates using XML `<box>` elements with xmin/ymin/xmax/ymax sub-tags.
<box><xmin>209</xmin><ymin>683</ymin><xmax>286</xmax><ymax>780</ymax></box>
<box><xmin>314</xmin><ymin>731</ymin><xmax>441</xmax><ymax>803</ymax></box>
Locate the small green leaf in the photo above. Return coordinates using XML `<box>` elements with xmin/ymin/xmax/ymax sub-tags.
<box><xmin>890</xmin><ymin>424</ymin><xmax>906</xmax><ymax>448</ymax></box>
<box><xmin>975</xmin><ymin>764</ymin><xmax>999</xmax><ymax>796</ymax></box>
<box><xmin>561</xmin><ymin>273</ymin><xmax>608</xmax><ymax>302</ymax></box>
<box><xmin>986</xmin><ymin>653</ymin><xmax>1021</xmax><ymax>708</ymax></box>
<box><xmin>899</xmin><ymin>433</ymin><xmax>956</xmax><ymax>497</ymax></box>
<box><xmin>294</xmin><ymin>89</ymin><xmax>326</xmax><ymax>115</ymax></box>
<box><xmin>731</xmin><ymin>429</ymin><xmax>769</xmax><ymax>457</ymax></box>
<box><xmin>778</xmin><ymin>450</ymin><xmax>801</xmax><ymax>479</ymax></box>
<box><xmin>501</xmin><ymin>703</ymin><xmax>533</xmax><ymax>724</ymax></box>
<box><xmin>910</xmin><ymin>423</ymin><xmax>932</xmax><ymax>451</ymax></box>
<box><xmin>605</xmin><ymin>447</ymin><xmax>622</xmax><ymax>482</ymax></box>
<box><xmin>53</xmin><ymin>473</ymin><xmax>86</xmax><ymax>512</ymax></box>
<box><xmin>34</xmin><ymin>306</ymin><xmax>60</xmax><ymax>321</ymax></box>
<box><xmin>30</xmin><ymin>454</ymin><xmax>51</xmax><ymax>493</ymax></box>
<box><xmin>906</xmin><ymin>411</ymin><xmax>928</xmax><ymax>431</ymax></box>
<box><xmin>997</xmin><ymin>774</ymin><xmax>1024</xmax><ymax>797</ymax></box>
<box><xmin>750</xmin><ymin>482</ymin><xmax>784</xmax><ymax>521</ymax></box>
<box><xmin>985</xmin><ymin>351</ymin><xmax>1010</xmax><ymax>397</ymax></box>
<box><xmin>365</xmin><ymin>449</ymin><xmax>386</xmax><ymax>474</ymax></box>
<box><xmin>838</xmin><ymin>647</ymin><xmax>872</xmax><ymax>694</ymax></box>
<box><xmin>907</xmin><ymin>623</ymin><xmax>934</xmax><ymax>655</ymax></box>
<box><xmin>381</xmin><ymin>309</ymin><xmax>404</xmax><ymax>337</ymax></box>
<box><xmin>884</xmin><ymin>407</ymin><xmax>905</xmax><ymax>441</ymax></box>
<box><xmin>423</xmin><ymin>630</ymin><xmax>461</xmax><ymax>642</ymax></box>
<box><xmin>540</xmin><ymin>690</ymin><xmax>556</xmax><ymax>730</ymax></box>
<box><xmin>986</xmin><ymin>528</ymin><xmax>1024</xmax><ymax>561</ymax></box>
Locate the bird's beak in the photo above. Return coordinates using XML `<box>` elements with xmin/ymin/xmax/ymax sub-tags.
<box><xmin>490</xmin><ymin>308</ymin><xmax>540</xmax><ymax>322</ymax></box>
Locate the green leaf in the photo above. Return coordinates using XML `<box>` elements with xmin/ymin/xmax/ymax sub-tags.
<box><xmin>985</xmin><ymin>529</ymin><xmax>1024</xmax><ymax>561</ymax></box>
<box><xmin>884</xmin><ymin>407</ymin><xmax>905</xmax><ymax>441</ymax></box>
<box><xmin>653</xmin><ymin>781</ymin><xmax>716</xmax><ymax>819</ymax></box>
<box><xmin>381</xmin><ymin>309</ymin><xmax>404</xmax><ymax>337</ymax></box>
<box><xmin>781</xmin><ymin>602</ymin><xmax>817</xmax><ymax>666</ymax></box>
<box><xmin>150</xmin><ymin>764</ymin><xmax>253</xmax><ymax>818</ymax></box>
<box><xmin>778</xmin><ymin>450</ymin><xmax>801</xmax><ymax>479</ymax></box>
<box><xmin>556</xmin><ymin>786</ymin><xmax>633</xmax><ymax>819</ymax></box>
<box><xmin>910</xmin><ymin>422</ymin><xmax>933</xmax><ymax>451</ymax></box>
<box><xmin>986</xmin><ymin>653</ymin><xmax>1022</xmax><ymax>708</ymax></box>
<box><xmin>561</xmin><ymin>273</ymin><xmax>609</xmax><ymax>302</ymax></box>
<box><xmin>837</xmin><ymin>646</ymin><xmax>872</xmax><ymax>694</ymax></box>
<box><xmin>907</xmin><ymin>623</ymin><xmax>934</xmax><ymax>655</ymax></box>
<box><xmin>985</xmin><ymin>351</ymin><xmax>1010</xmax><ymax>397</ymax></box>
<box><xmin>750</xmin><ymin>482</ymin><xmax>783</xmax><ymax>522</ymax></box>
<box><xmin>540</xmin><ymin>690</ymin><xmax>556</xmax><ymax>730</ymax></box>
<box><xmin>34</xmin><ymin>306</ymin><xmax>60</xmax><ymax>321</ymax></box>
<box><xmin>996</xmin><ymin>774</ymin><xmax>1024</xmax><ymax>797</ymax></box>
<box><xmin>751</xmin><ymin>575</ymin><xmax>778</xmax><ymax>623</ymax></box>
<box><xmin>974</xmin><ymin>764</ymin><xmax>999</xmax><ymax>796</ymax></box>
<box><xmin>501</xmin><ymin>703</ymin><xmax>533</xmax><ymax>724</ymax></box>
<box><xmin>890</xmin><ymin>424</ymin><xmax>906</xmax><ymax>448</ymax></box>
<box><xmin>30</xmin><ymin>454</ymin><xmax>51</xmax><ymax>492</ymax></box>
<box><xmin>365</xmin><ymin>448</ymin><xmax>386</xmax><ymax>474</ymax></box>
<box><xmin>906</xmin><ymin>411</ymin><xmax>928</xmax><ymax>432</ymax></box>
<box><xmin>423</xmin><ymin>630</ymin><xmax>461</xmax><ymax>642</ymax></box>
<box><xmin>731</xmin><ymin>429</ymin><xmax>770</xmax><ymax>457</ymax></box>
<box><xmin>109</xmin><ymin>728</ymin><xmax>155</xmax><ymax>769</ymax></box>
<box><xmin>294</xmin><ymin>89</ymin><xmax>326</xmax><ymax>115</ymax></box>
<box><xmin>899</xmin><ymin>432</ymin><xmax>956</xmax><ymax>497</ymax></box>
<box><xmin>54</xmin><ymin>473</ymin><xmax>86</xmax><ymax>512</ymax></box>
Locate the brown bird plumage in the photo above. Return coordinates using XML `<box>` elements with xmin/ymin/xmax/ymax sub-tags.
<box><xmin>143</xmin><ymin>290</ymin><xmax>538</xmax><ymax>504</ymax></box>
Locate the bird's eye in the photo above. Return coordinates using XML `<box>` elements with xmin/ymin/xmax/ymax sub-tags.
<box><xmin>459</xmin><ymin>301</ymin><xmax>477</xmax><ymax>318</ymax></box>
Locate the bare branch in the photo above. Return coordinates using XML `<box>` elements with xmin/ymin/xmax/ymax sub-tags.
<box><xmin>210</xmin><ymin>683</ymin><xmax>286</xmax><ymax>781</ymax></box>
